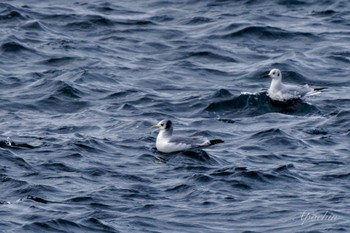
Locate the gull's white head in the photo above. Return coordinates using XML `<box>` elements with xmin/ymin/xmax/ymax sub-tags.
<box><xmin>265</xmin><ymin>68</ymin><xmax>282</xmax><ymax>81</ymax></box>
<box><xmin>151</xmin><ymin>119</ymin><xmax>173</xmax><ymax>131</ymax></box>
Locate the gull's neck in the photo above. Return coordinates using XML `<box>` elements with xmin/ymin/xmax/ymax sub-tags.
<box><xmin>158</xmin><ymin>128</ymin><xmax>173</xmax><ymax>141</ymax></box>
<box><xmin>270</xmin><ymin>78</ymin><xmax>283</xmax><ymax>91</ymax></box>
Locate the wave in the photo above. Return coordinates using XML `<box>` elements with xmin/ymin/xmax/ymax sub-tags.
<box><xmin>186</xmin><ymin>50</ymin><xmax>239</xmax><ymax>63</ymax></box>
<box><xmin>0</xmin><ymin>3</ymin><xmax>28</xmax><ymax>21</ymax></box>
<box><xmin>13</xmin><ymin>79</ymin><xmax>89</xmax><ymax>113</ymax></box>
<box><xmin>212</xmin><ymin>25</ymin><xmax>318</xmax><ymax>40</ymax></box>
<box><xmin>210</xmin><ymin>164</ymin><xmax>303</xmax><ymax>190</ymax></box>
<box><xmin>1</xmin><ymin>41</ymin><xmax>32</xmax><ymax>53</ymax></box>
<box><xmin>21</xmin><ymin>20</ymin><xmax>45</xmax><ymax>31</ymax></box>
<box><xmin>21</xmin><ymin>219</ymin><xmax>97</xmax><ymax>233</ymax></box>
<box><xmin>205</xmin><ymin>91</ymin><xmax>319</xmax><ymax>116</ymax></box>
<box><xmin>154</xmin><ymin>149</ymin><xmax>221</xmax><ymax>166</ymax></box>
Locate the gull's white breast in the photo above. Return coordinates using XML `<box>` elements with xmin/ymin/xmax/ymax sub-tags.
<box><xmin>156</xmin><ymin>139</ymin><xmax>192</xmax><ymax>153</ymax></box>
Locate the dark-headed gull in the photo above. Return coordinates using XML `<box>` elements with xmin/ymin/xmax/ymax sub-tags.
<box><xmin>264</xmin><ymin>68</ymin><xmax>325</xmax><ymax>102</ymax></box>
<box><xmin>151</xmin><ymin>119</ymin><xmax>224</xmax><ymax>153</ymax></box>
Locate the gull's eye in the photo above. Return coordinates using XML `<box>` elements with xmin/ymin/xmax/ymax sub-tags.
<box><xmin>272</xmin><ymin>72</ymin><xmax>275</xmax><ymax>75</ymax></box>
<box><xmin>160</xmin><ymin>124</ymin><xmax>164</xmax><ymax>127</ymax></box>
<box><xmin>277</xmin><ymin>73</ymin><xmax>280</xmax><ymax>76</ymax></box>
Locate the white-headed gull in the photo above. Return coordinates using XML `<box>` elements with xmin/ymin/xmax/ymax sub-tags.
<box><xmin>264</xmin><ymin>68</ymin><xmax>325</xmax><ymax>102</ymax></box>
<box><xmin>151</xmin><ymin>119</ymin><xmax>224</xmax><ymax>153</ymax></box>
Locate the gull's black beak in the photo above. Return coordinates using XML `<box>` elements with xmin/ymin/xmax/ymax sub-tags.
<box><xmin>264</xmin><ymin>74</ymin><xmax>270</xmax><ymax>78</ymax></box>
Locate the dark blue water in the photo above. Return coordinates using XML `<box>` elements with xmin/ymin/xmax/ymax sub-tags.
<box><xmin>1</xmin><ymin>1</ymin><xmax>349</xmax><ymax>232</ymax></box>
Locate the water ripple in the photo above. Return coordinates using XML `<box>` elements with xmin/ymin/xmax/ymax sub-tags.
<box><xmin>0</xmin><ymin>0</ymin><xmax>349</xmax><ymax>232</ymax></box>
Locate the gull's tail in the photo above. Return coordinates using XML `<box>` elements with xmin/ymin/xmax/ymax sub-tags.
<box><xmin>199</xmin><ymin>139</ymin><xmax>224</xmax><ymax>147</ymax></box>
<box><xmin>313</xmin><ymin>87</ymin><xmax>327</xmax><ymax>92</ymax></box>
<box><xmin>307</xmin><ymin>87</ymin><xmax>327</xmax><ymax>97</ymax></box>
<box><xmin>209</xmin><ymin>139</ymin><xmax>224</xmax><ymax>145</ymax></box>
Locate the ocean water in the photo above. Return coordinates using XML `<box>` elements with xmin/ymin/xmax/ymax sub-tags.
<box><xmin>0</xmin><ymin>0</ymin><xmax>349</xmax><ymax>232</ymax></box>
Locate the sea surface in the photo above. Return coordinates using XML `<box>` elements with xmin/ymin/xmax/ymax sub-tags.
<box><xmin>0</xmin><ymin>0</ymin><xmax>349</xmax><ymax>232</ymax></box>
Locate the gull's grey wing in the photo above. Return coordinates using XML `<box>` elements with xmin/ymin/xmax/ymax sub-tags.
<box><xmin>168</xmin><ymin>136</ymin><xmax>206</xmax><ymax>146</ymax></box>
<box><xmin>169</xmin><ymin>136</ymin><xmax>224</xmax><ymax>148</ymax></box>
<box><xmin>282</xmin><ymin>83</ymin><xmax>313</xmax><ymax>98</ymax></box>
